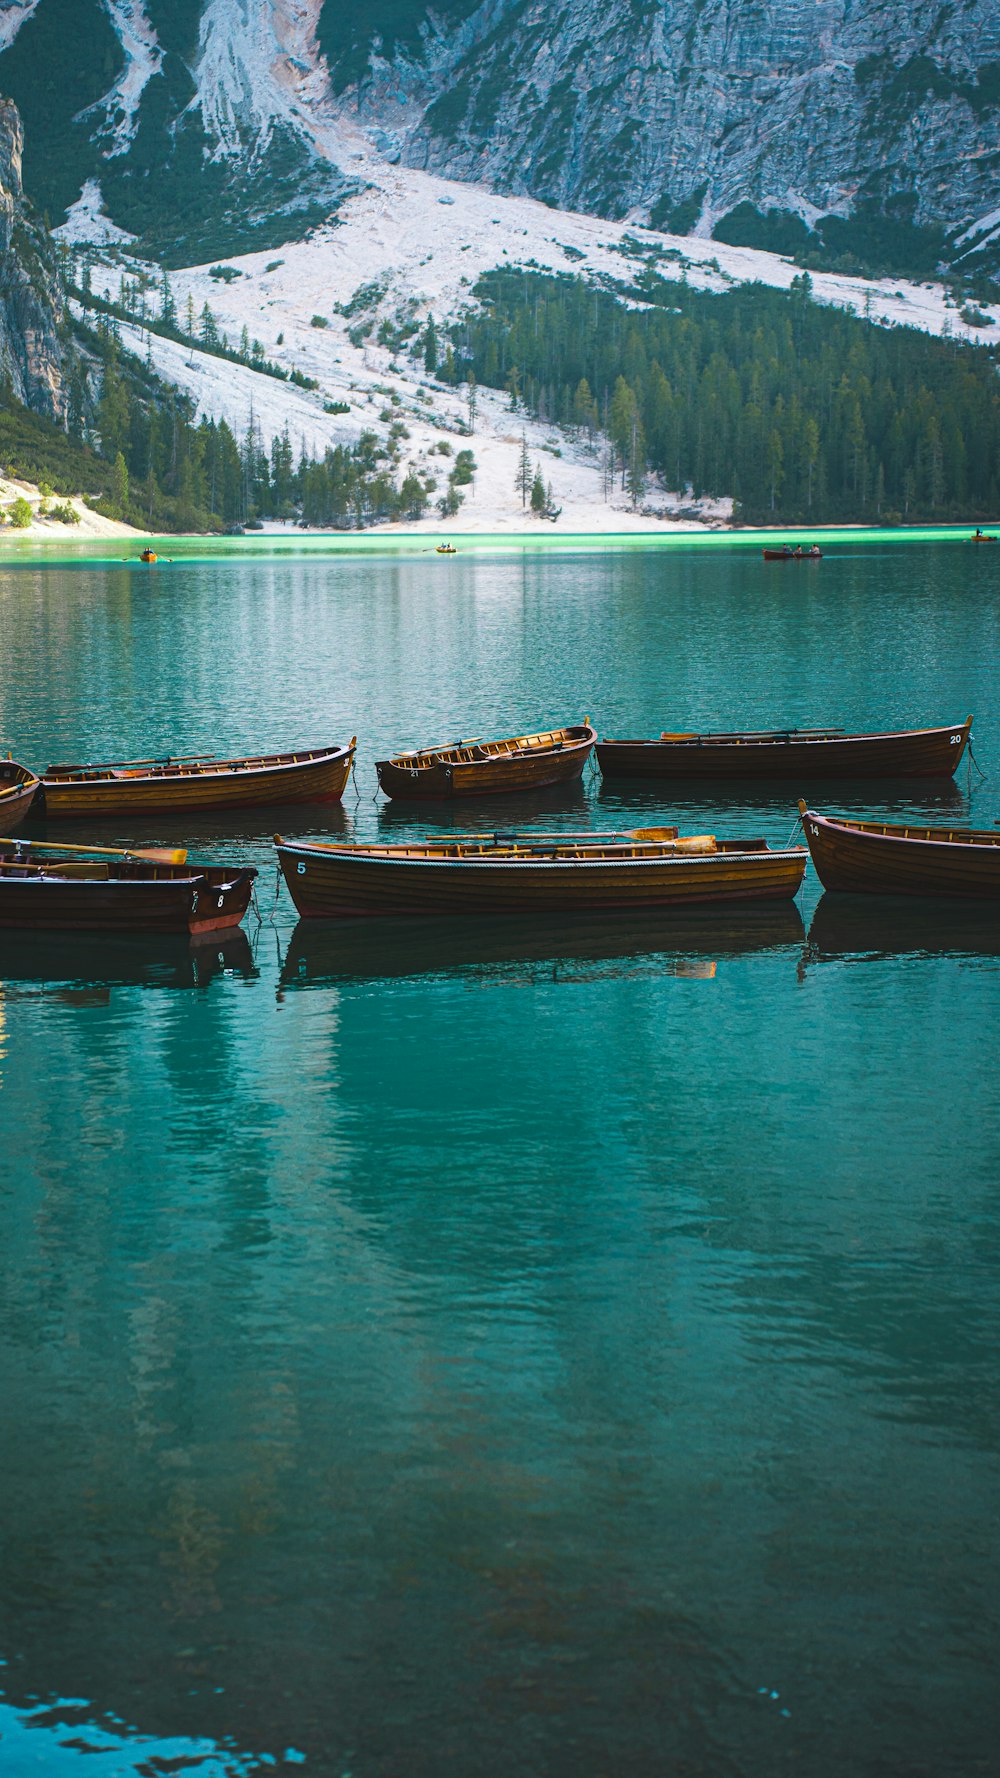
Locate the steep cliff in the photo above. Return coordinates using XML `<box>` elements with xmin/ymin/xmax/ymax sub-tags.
<box><xmin>354</xmin><ymin>0</ymin><xmax>1000</xmax><ymax>264</ymax></box>
<box><xmin>0</xmin><ymin>0</ymin><xmax>355</xmax><ymax>264</ymax></box>
<box><xmin>1</xmin><ymin>1</ymin><xmax>999</xmax><ymax>274</ymax></box>
<box><xmin>0</xmin><ymin>95</ymin><xmax>65</xmax><ymax>419</ymax></box>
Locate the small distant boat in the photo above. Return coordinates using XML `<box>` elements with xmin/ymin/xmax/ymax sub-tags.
<box><xmin>0</xmin><ymin>850</ymin><xmax>257</xmax><ymax>933</ymax></box>
<box><xmin>376</xmin><ymin>721</ymin><xmax>597</xmax><ymax>800</ymax></box>
<box><xmin>274</xmin><ymin>827</ymin><xmax>807</xmax><ymax>919</ymax></box>
<box><xmin>0</xmin><ymin>760</ymin><xmax>40</xmax><ymax>834</ymax></box>
<box><xmin>596</xmin><ymin>717</ymin><xmax>973</xmax><ymax>780</ymax></box>
<box><xmin>799</xmin><ymin>804</ymin><xmax>1000</xmax><ymax>897</ymax></box>
<box><xmin>40</xmin><ymin>740</ymin><xmax>356</xmax><ymax>818</ymax></box>
<box><xmin>762</xmin><ymin>545</ymin><xmax>822</xmax><ymax>560</ymax></box>
<box><xmin>139</xmin><ymin>548</ymin><xmax>158</xmax><ymax>562</ymax></box>
<box><xmin>971</xmin><ymin>530</ymin><xmax>997</xmax><ymax>542</ymax></box>
<box><xmin>436</xmin><ymin>543</ymin><xmax>457</xmax><ymax>555</ymax></box>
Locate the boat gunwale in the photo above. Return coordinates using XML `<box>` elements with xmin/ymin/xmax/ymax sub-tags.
<box><xmin>800</xmin><ymin>808</ymin><xmax>1000</xmax><ymax>851</ymax></box>
<box><xmin>599</xmin><ymin>718</ymin><xmax>972</xmax><ymax>750</ymax></box>
<box><xmin>379</xmin><ymin>722</ymin><xmax>596</xmax><ymax>773</ymax></box>
<box><xmin>43</xmin><ymin>742</ymin><xmax>355</xmax><ymax>787</ymax></box>
<box><xmin>0</xmin><ymin>864</ymin><xmax>258</xmax><ymax>887</ymax></box>
<box><xmin>276</xmin><ymin>839</ymin><xmax>806</xmax><ymax>870</ymax></box>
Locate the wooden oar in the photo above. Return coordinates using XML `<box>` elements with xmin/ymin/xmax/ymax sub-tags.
<box><xmin>45</xmin><ymin>752</ymin><xmax>208</xmax><ymax>773</ymax></box>
<box><xmin>422</xmin><ymin>826</ymin><xmax>682</xmax><ymax>844</ymax></box>
<box><xmin>0</xmin><ymin>836</ymin><xmax>188</xmax><ymax>864</ymax></box>
<box><xmin>394</xmin><ymin>737</ymin><xmax>484</xmax><ymax>758</ymax></box>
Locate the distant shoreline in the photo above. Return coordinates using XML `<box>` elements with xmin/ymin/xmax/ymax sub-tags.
<box><xmin>1</xmin><ymin>522</ymin><xmax>992</xmax><ymax>556</ymax></box>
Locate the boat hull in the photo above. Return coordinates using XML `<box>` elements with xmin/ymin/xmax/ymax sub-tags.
<box><xmin>596</xmin><ymin>719</ymin><xmax>971</xmax><ymax>780</ymax></box>
<box><xmin>0</xmin><ymin>762</ymin><xmax>41</xmax><ymax>835</ymax></box>
<box><xmin>376</xmin><ymin>725</ymin><xmax>596</xmax><ymax>800</ymax></box>
<box><xmin>801</xmin><ymin>810</ymin><xmax>1000</xmax><ymax>897</ymax></box>
<box><xmin>0</xmin><ymin>864</ymin><xmax>257</xmax><ymax>932</ymax></box>
<box><xmin>41</xmin><ymin>744</ymin><xmax>355</xmax><ymax>818</ymax></box>
<box><xmin>762</xmin><ymin>549</ymin><xmax>821</xmax><ymax>560</ymax></box>
<box><xmin>276</xmin><ymin>842</ymin><xmax>807</xmax><ymax>918</ymax></box>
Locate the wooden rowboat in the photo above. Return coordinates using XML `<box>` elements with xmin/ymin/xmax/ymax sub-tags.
<box><xmin>376</xmin><ymin>721</ymin><xmax>596</xmax><ymax>800</ymax></box>
<box><xmin>762</xmin><ymin>547</ymin><xmax>822</xmax><ymax>560</ymax></box>
<box><xmin>799</xmin><ymin>803</ymin><xmax>1000</xmax><ymax>897</ymax></box>
<box><xmin>0</xmin><ymin>760</ymin><xmax>40</xmax><ymax>834</ymax></box>
<box><xmin>274</xmin><ymin>827</ymin><xmax>807</xmax><ymax>918</ymax></box>
<box><xmin>0</xmin><ymin>850</ymin><xmax>257</xmax><ymax>932</ymax></box>
<box><xmin>596</xmin><ymin>717</ymin><xmax>972</xmax><ymax>780</ymax></box>
<box><xmin>40</xmin><ymin>740</ymin><xmax>356</xmax><ymax>818</ymax></box>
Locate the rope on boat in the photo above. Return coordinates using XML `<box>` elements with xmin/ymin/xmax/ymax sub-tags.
<box><xmin>267</xmin><ymin>861</ymin><xmax>283</xmax><ymax>924</ymax></box>
<box><xmin>785</xmin><ymin>812</ymin><xmax>804</xmax><ymax>849</ymax></box>
<box><xmin>350</xmin><ymin>756</ymin><xmax>362</xmax><ymax>802</ymax></box>
<box><xmin>967</xmin><ymin>734</ymin><xmax>988</xmax><ymax>783</ymax></box>
<box><xmin>248</xmin><ymin>881</ymin><xmax>263</xmax><ymax>928</ymax></box>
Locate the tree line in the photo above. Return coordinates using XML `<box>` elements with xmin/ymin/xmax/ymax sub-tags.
<box><xmin>440</xmin><ymin>268</ymin><xmax>1000</xmax><ymax>522</ymax></box>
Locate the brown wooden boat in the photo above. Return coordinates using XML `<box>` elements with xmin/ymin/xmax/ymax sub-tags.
<box><xmin>762</xmin><ymin>546</ymin><xmax>822</xmax><ymax>560</ymax></box>
<box><xmin>376</xmin><ymin>721</ymin><xmax>596</xmax><ymax>800</ymax></box>
<box><xmin>0</xmin><ymin>760</ymin><xmax>41</xmax><ymax>834</ymax></box>
<box><xmin>40</xmin><ymin>740</ymin><xmax>356</xmax><ymax>818</ymax></box>
<box><xmin>0</xmin><ymin>849</ymin><xmax>257</xmax><ymax>932</ymax></box>
<box><xmin>596</xmin><ymin>716</ymin><xmax>972</xmax><ymax>780</ymax></box>
<box><xmin>275</xmin><ymin>826</ymin><xmax>807</xmax><ymax>918</ymax></box>
<box><xmin>799</xmin><ymin>803</ymin><xmax>1000</xmax><ymax>897</ymax></box>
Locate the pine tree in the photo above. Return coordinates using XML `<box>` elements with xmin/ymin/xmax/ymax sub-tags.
<box><xmin>160</xmin><ymin>271</ymin><xmax>176</xmax><ymax>330</ymax></box>
<box><xmin>516</xmin><ymin>435</ymin><xmax>532</xmax><ymax>508</ymax></box>
<box><xmin>423</xmin><ymin>315</ymin><xmax>438</xmax><ymax>376</ymax></box>
<box><xmin>111</xmin><ymin>451</ymin><xmax>129</xmax><ymax>518</ymax></box>
<box><xmin>530</xmin><ymin>467</ymin><xmax>546</xmax><ymax>513</ymax></box>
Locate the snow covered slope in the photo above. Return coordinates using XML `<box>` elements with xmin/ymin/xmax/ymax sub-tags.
<box><xmin>67</xmin><ymin>149</ymin><xmax>999</xmax><ymax>533</ymax></box>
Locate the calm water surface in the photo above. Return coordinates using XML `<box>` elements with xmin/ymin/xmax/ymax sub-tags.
<box><xmin>0</xmin><ymin>539</ymin><xmax>998</xmax><ymax>1777</ymax></box>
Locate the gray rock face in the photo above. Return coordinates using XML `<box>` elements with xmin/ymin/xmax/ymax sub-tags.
<box><xmin>0</xmin><ymin>97</ymin><xmax>64</xmax><ymax>419</ymax></box>
<box><xmin>337</xmin><ymin>0</ymin><xmax>1000</xmax><ymax>242</ymax></box>
<box><xmin>3</xmin><ymin>1</ymin><xmax>999</xmax><ymax>263</ymax></box>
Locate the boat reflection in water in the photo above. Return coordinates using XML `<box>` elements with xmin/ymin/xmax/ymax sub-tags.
<box><xmin>374</xmin><ymin>775</ymin><xmax>590</xmax><ymax>832</ymax></box>
<box><xmin>597</xmin><ymin>778</ymin><xmax>968</xmax><ymax>822</ymax></box>
<box><xmin>278</xmin><ymin>903</ymin><xmax>805</xmax><ymax>993</ymax></box>
<box><xmin>0</xmin><ymin>926</ymin><xmax>256</xmax><ymax>993</ymax></box>
<box><xmin>807</xmin><ymin>893</ymin><xmax>1000</xmax><ymax>962</ymax></box>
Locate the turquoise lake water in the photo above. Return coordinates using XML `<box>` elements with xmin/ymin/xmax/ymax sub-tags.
<box><xmin>0</xmin><ymin>537</ymin><xmax>998</xmax><ymax>1776</ymax></box>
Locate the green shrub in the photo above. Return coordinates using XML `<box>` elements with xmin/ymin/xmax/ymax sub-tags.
<box><xmin>8</xmin><ymin>496</ymin><xmax>34</xmax><ymax>528</ymax></box>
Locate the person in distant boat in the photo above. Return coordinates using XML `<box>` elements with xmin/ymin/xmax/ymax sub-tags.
<box><xmin>808</xmin><ymin>544</ymin><xmax>821</xmax><ymax>557</ymax></box>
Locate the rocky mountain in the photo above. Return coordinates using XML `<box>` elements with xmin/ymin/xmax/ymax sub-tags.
<box><xmin>0</xmin><ymin>93</ymin><xmax>65</xmax><ymax>418</ymax></box>
<box><xmin>1</xmin><ymin>1</ymin><xmax>999</xmax><ymax>278</ymax></box>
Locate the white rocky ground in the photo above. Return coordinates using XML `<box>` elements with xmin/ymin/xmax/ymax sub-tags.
<box><xmin>59</xmin><ymin>126</ymin><xmax>1000</xmax><ymax>535</ymax></box>
<box><xmin>0</xmin><ymin>474</ymin><xmax>144</xmax><ymax>540</ymax></box>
